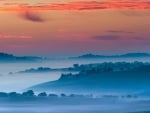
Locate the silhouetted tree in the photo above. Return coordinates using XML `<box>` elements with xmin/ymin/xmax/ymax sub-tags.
<box><xmin>61</xmin><ymin>93</ymin><xmax>66</xmax><ymax>97</ymax></box>
<box><xmin>38</xmin><ymin>92</ymin><xmax>47</xmax><ymax>97</ymax></box>
<box><xmin>73</xmin><ymin>64</ymin><xmax>79</xmax><ymax>69</ymax></box>
<box><xmin>0</xmin><ymin>92</ymin><xmax>8</xmax><ymax>97</ymax></box>
<box><xmin>49</xmin><ymin>94</ymin><xmax>58</xmax><ymax>97</ymax></box>
<box><xmin>9</xmin><ymin>92</ymin><xmax>21</xmax><ymax>97</ymax></box>
<box><xmin>22</xmin><ymin>90</ymin><xmax>35</xmax><ymax>97</ymax></box>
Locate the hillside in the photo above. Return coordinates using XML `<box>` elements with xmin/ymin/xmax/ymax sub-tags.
<box><xmin>29</xmin><ymin>62</ymin><xmax>150</xmax><ymax>94</ymax></box>
<box><xmin>0</xmin><ymin>52</ymin><xmax>43</xmax><ymax>62</ymax></box>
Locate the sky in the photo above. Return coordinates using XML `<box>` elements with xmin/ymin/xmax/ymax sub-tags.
<box><xmin>0</xmin><ymin>0</ymin><xmax>150</xmax><ymax>57</ymax></box>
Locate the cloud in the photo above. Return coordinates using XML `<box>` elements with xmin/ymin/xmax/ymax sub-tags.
<box><xmin>107</xmin><ymin>30</ymin><xmax>134</xmax><ymax>34</ymax></box>
<box><xmin>91</xmin><ymin>35</ymin><xmax>120</xmax><ymax>40</ymax></box>
<box><xmin>19</xmin><ymin>11</ymin><xmax>45</xmax><ymax>22</ymax></box>
<box><xmin>0</xmin><ymin>33</ymin><xmax>32</xmax><ymax>39</ymax></box>
<box><xmin>131</xmin><ymin>37</ymin><xmax>149</xmax><ymax>40</ymax></box>
<box><xmin>1</xmin><ymin>1</ymin><xmax>149</xmax><ymax>22</ymax></box>
<box><xmin>0</xmin><ymin>1</ymin><xmax>150</xmax><ymax>12</ymax></box>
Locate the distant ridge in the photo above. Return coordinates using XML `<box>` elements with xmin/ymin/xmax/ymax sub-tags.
<box><xmin>0</xmin><ymin>52</ymin><xmax>43</xmax><ymax>62</ymax></box>
<box><xmin>71</xmin><ymin>53</ymin><xmax>150</xmax><ymax>59</ymax></box>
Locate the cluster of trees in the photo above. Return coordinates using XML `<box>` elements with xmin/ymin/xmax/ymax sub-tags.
<box><xmin>0</xmin><ymin>90</ymin><xmax>92</xmax><ymax>99</ymax></box>
<box><xmin>60</xmin><ymin>62</ymin><xmax>150</xmax><ymax>80</ymax></box>
<box><xmin>0</xmin><ymin>90</ymin><xmax>139</xmax><ymax>100</ymax></box>
<box><xmin>18</xmin><ymin>67</ymin><xmax>54</xmax><ymax>73</ymax></box>
<box><xmin>17</xmin><ymin>66</ymin><xmax>78</xmax><ymax>74</ymax></box>
<box><xmin>0</xmin><ymin>90</ymin><xmax>57</xmax><ymax>98</ymax></box>
<box><xmin>73</xmin><ymin>61</ymin><xmax>150</xmax><ymax>72</ymax></box>
<box><xmin>15</xmin><ymin>61</ymin><xmax>150</xmax><ymax>74</ymax></box>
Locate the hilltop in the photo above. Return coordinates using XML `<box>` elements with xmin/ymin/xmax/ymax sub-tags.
<box><xmin>71</xmin><ymin>53</ymin><xmax>150</xmax><ymax>59</ymax></box>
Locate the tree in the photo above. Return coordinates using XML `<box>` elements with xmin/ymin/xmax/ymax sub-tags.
<box><xmin>38</xmin><ymin>92</ymin><xmax>47</xmax><ymax>97</ymax></box>
<box><xmin>73</xmin><ymin>64</ymin><xmax>79</xmax><ymax>69</ymax></box>
<box><xmin>61</xmin><ymin>93</ymin><xmax>66</xmax><ymax>97</ymax></box>
<box><xmin>49</xmin><ymin>94</ymin><xmax>58</xmax><ymax>97</ymax></box>
<box><xmin>0</xmin><ymin>92</ymin><xmax>8</xmax><ymax>97</ymax></box>
<box><xmin>9</xmin><ymin>92</ymin><xmax>21</xmax><ymax>97</ymax></box>
<box><xmin>22</xmin><ymin>90</ymin><xmax>35</xmax><ymax>97</ymax></box>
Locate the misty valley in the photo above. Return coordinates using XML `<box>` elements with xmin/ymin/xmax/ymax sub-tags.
<box><xmin>1</xmin><ymin>1</ymin><xmax>150</xmax><ymax>112</ymax></box>
<box><xmin>0</xmin><ymin>53</ymin><xmax>150</xmax><ymax>113</ymax></box>
<box><xmin>0</xmin><ymin>90</ymin><xmax>150</xmax><ymax>113</ymax></box>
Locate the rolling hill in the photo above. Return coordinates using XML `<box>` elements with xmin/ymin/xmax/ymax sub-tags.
<box><xmin>29</xmin><ymin>63</ymin><xmax>150</xmax><ymax>94</ymax></box>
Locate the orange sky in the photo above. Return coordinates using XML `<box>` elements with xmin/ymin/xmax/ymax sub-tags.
<box><xmin>0</xmin><ymin>0</ymin><xmax>150</xmax><ymax>56</ymax></box>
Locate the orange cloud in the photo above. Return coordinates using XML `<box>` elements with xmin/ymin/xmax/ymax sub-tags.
<box><xmin>0</xmin><ymin>33</ymin><xmax>32</xmax><ymax>39</ymax></box>
<box><xmin>0</xmin><ymin>1</ymin><xmax>150</xmax><ymax>12</ymax></box>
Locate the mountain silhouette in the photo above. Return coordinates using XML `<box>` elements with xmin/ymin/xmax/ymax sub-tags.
<box><xmin>71</xmin><ymin>53</ymin><xmax>150</xmax><ymax>59</ymax></box>
<box><xmin>0</xmin><ymin>52</ymin><xmax>42</xmax><ymax>62</ymax></box>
